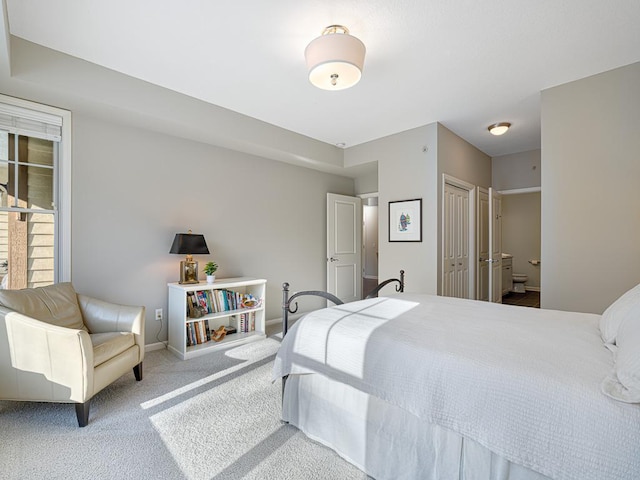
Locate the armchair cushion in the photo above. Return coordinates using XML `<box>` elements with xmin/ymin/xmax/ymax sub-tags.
<box><xmin>0</xmin><ymin>282</ymin><xmax>87</xmax><ymax>332</ymax></box>
<box><xmin>90</xmin><ymin>332</ymin><xmax>136</xmax><ymax>367</ymax></box>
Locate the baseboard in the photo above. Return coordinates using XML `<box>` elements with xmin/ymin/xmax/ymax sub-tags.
<box><xmin>145</xmin><ymin>341</ymin><xmax>167</xmax><ymax>353</ymax></box>
<box><xmin>525</xmin><ymin>286</ymin><xmax>540</xmax><ymax>292</ymax></box>
<box><xmin>267</xmin><ymin>312</ymin><xmax>305</xmax><ymax>328</ymax></box>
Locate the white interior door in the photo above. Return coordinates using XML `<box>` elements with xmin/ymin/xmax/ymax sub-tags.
<box><xmin>443</xmin><ymin>183</ymin><xmax>470</xmax><ymax>298</ymax></box>
<box><xmin>488</xmin><ymin>188</ymin><xmax>503</xmax><ymax>302</ymax></box>
<box><xmin>476</xmin><ymin>187</ymin><xmax>490</xmax><ymax>301</ymax></box>
<box><xmin>327</xmin><ymin>193</ymin><xmax>362</xmax><ymax>303</ymax></box>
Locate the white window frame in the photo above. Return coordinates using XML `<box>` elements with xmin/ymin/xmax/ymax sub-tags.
<box><xmin>0</xmin><ymin>94</ymin><xmax>71</xmax><ymax>283</ymax></box>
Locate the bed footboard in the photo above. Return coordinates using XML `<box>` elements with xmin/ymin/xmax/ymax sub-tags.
<box><xmin>364</xmin><ymin>269</ymin><xmax>404</xmax><ymax>299</ymax></box>
<box><xmin>280</xmin><ymin>270</ymin><xmax>405</xmax><ymax>403</ymax></box>
<box><xmin>281</xmin><ymin>270</ymin><xmax>405</xmax><ymax>337</ymax></box>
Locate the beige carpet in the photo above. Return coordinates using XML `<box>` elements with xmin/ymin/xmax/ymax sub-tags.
<box><xmin>0</xmin><ymin>334</ymin><xmax>368</xmax><ymax>480</ymax></box>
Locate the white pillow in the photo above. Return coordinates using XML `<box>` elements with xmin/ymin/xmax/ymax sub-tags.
<box><xmin>599</xmin><ymin>283</ymin><xmax>640</xmax><ymax>347</ymax></box>
<box><xmin>601</xmin><ymin>307</ymin><xmax>640</xmax><ymax>403</ymax></box>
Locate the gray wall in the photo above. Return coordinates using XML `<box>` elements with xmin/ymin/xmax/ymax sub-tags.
<box><xmin>71</xmin><ymin>114</ymin><xmax>354</xmax><ymax>342</ymax></box>
<box><xmin>541</xmin><ymin>61</ymin><xmax>640</xmax><ymax>313</ymax></box>
<box><xmin>346</xmin><ymin>122</ymin><xmax>491</xmax><ymax>296</ymax></box>
<box><xmin>437</xmin><ymin>123</ymin><xmax>492</xmax><ymax>295</ymax></box>
<box><xmin>438</xmin><ymin>124</ymin><xmax>492</xmax><ymax>189</ymax></box>
<box><xmin>346</xmin><ymin>124</ymin><xmax>438</xmax><ymax>294</ymax></box>
<box><xmin>492</xmin><ymin>150</ymin><xmax>541</xmax><ymax>191</ymax></box>
<box><xmin>354</xmin><ymin>171</ymin><xmax>378</xmax><ymax>195</ymax></box>
<box><xmin>0</xmin><ymin>35</ymin><xmax>357</xmax><ymax>345</ymax></box>
<box><xmin>501</xmin><ymin>192</ymin><xmax>541</xmax><ymax>289</ymax></box>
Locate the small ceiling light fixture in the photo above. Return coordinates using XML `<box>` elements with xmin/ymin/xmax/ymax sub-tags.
<box><xmin>488</xmin><ymin>122</ymin><xmax>511</xmax><ymax>136</ymax></box>
<box><xmin>305</xmin><ymin>25</ymin><xmax>366</xmax><ymax>91</ymax></box>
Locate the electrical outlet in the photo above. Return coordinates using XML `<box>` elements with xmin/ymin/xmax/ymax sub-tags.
<box><xmin>155</xmin><ymin>308</ymin><xmax>163</xmax><ymax>321</ymax></box>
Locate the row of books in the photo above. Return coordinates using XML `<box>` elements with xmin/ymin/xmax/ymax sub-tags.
<box><xmin>186</xmin><ymin>320</ymin><xmax>211</xmax><ymax>347</ymax></box>
<box><xmin>186</xmin><ymin>313</ymin><xmax>256</xmax><ymax>347</ymax></box>
<box><xmin>186</xmin><ymin>320</ymin><xmax>238</xmax><ymax>347</ymax></box>
<box><xmin>238</xmin><ymin>312</ymin><xmax>256</xmax><ymax>334</ymax></box>
<box><xmin>186</xmin><ymin>289</ymin><xmax>261</xmax><ymax>318</ymax></box>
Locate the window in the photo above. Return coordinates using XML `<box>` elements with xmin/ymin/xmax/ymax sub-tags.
<box><xmin>0</xmin><ymin>95</ymin><xmax>71</xmax><ymax>289</ymax></box>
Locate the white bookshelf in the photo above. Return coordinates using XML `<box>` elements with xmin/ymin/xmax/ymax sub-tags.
<box><xmin>167</xmin><ymin>277</ymin><xmax>267</xmax><ymax>360</ymax></box>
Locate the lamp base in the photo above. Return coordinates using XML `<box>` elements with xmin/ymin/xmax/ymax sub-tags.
<box><xmin>178</xmin><ymin>260</ymin><xmax>199</xmax><ymax>284</ymax></box>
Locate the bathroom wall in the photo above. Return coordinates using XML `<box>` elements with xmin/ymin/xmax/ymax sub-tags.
<box><xmin>501</xmin><ymin>192</ymin><xmax>541</xmax><ymax>289</ymax></box>
<box><xmin>492</xmin><ymin>149</ymin><xmax>541</xmax><ymax>191</ymax></box>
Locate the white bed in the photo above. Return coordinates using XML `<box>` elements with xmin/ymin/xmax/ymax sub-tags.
<box><xmin>273</xmin><ymin>290</ymin><xmax>640</xmax><ymax>480</ymax></box>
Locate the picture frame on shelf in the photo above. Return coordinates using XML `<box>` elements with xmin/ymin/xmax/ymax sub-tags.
<box><xmin>389</xmin><ymin>198</ymin><xmax>422</xmax><ymax>242</ymax></box>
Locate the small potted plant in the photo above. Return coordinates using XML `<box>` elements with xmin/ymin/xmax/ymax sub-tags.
<box><xmin>204</xmin><ymin>261</ymin><xmax>218</xmax><ymax>284</ymax></box>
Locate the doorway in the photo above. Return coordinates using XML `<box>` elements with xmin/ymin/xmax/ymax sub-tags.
<box><xmin>499</xmin><ymin>189</ymin><xmax>541</xmax><ymax>305</ymax></box>
<box><xmin>326</xmin><ymin>192</ymin><xmax>379</xmax><ymax>302</ymax></box>
<box><xmin>326</xmin><ymin>193</ymin><xmax>362</xmax><ymax>303</ymax></box>
<box><xmin>475</xmin><ymin>187</ymin><xmax>503</xmax><ymax>302</ymax></box>
<box><xmin>361</xmin><ymin>195</ymin><xmax>378</xmax><ymax>297</ymax></box>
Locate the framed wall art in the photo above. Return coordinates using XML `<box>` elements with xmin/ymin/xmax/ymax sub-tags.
<box><xmin>389</xmin><ymin>198</ymin><xmax>422</xmax><ymax>242</ymax></box>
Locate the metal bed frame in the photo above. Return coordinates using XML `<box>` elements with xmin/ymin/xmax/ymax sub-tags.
<box><xmin>279</xmin><ymin>270</ymin><xmax>404</xmax><ymax>398</ymax></box>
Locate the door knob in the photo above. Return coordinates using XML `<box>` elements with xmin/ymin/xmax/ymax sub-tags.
<box><xmin>329</xmin><ymin>257</ymin><xmax>339</xmax><ymax>262</ymax></box>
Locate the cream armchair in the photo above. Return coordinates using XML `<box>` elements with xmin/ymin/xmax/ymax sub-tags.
<box><xmin>0</xmin><ymin>282</ymin><xmax>145</xmax><ymax>427</ymax></box>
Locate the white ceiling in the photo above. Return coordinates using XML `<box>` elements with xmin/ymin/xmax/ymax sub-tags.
<box><xmin>5</xmin><ymin>0</ymin><xmax>640</xmax><ymax>158</ymax></box>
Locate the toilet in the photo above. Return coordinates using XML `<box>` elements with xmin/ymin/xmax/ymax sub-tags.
<box><xmin>512</xmin><ymin>273</ymin><xmax>528</xmax><ymax>293</ymax></box>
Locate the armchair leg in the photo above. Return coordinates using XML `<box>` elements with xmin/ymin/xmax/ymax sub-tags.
<box><xmin>133</xmin><ymin>362</ymin><xmax>143</xmax><ymax>381</ymax></box>
<box><xmin>75</xmin><ymin>402</ymin><xmax>90</xmax><ymax>427</ymax></box>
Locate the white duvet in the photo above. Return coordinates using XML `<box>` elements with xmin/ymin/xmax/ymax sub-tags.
<box><xmin>272</xmin><ymin>293</ymin><xmax>640</xmax><ymax>480</ymax></box>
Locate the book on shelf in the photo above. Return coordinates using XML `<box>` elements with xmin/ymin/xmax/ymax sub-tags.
<box><xmin>205</xmin><ymin>321</ymin><xmax>211</xmax><ymax>341</ymax></box>
<box><xmin>191</xmin><ymin>322</ymin><xmax>202</xmax><ymax>345</ymax></box>
<box><xmin>186</xmin><ymin>320</ymin><xmax>207</xmax><ymax>347</ymax></box>
<box><xmin>186</xmin><ymin>323</ymin><xmax>195</xmax><ymax>347</ymax></box>
<box><xmin>234</xmin><ymin>312</ymin><xmax>256</xmax><ymax>334</ymax></box>
<box><xmin>187</xmin><ymin>292</ymin><xmax>207</xmax><ymax>318</ymax></box>
<box><xmin>188</xmin><ymin>288</ymin><xmax>262</xmax><ymax>317</ymax></box>
<box><xmin>196</xmin><ymin>291</ymin><xmax>209</xmax><ymax>313</ymax></box>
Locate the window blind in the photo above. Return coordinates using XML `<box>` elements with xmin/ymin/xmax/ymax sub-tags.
<box><xmin>0</xmin><ymin>103</ymin><xmax>62</xmax><ymax>141</ymax></box>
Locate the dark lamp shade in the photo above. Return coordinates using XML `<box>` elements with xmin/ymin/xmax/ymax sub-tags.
<box><xmin>169</xmin><ymin>233</ymin><xmax>210</xmax><ymax>255</ymax></box>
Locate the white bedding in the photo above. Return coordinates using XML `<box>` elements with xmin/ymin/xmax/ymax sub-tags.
<box><xmin>283</xmin><ymin>373</ymin><xmax>550</xmax><ymax>480</ymax></box>
<box><xmin>272</xmin><ymin>293</ymin><xmax>640</xmax><ymax>480</ymax></box>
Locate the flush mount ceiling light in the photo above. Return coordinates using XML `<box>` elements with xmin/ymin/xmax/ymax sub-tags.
<box><xmin>488</xmin><ymin>122</ymin><xmax>511</xmax><ymax>136</ymax></box>
<box><xmin>305</xmin><ymin>25</ymin><xmax>366</xmax><ymax>91</ymax></box>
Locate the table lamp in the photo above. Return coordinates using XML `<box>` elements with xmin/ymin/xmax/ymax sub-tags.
<box><xmin>169</xmin><ymin>230</ymin><xmax>209</xmax><ymax>284</ymax></box>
